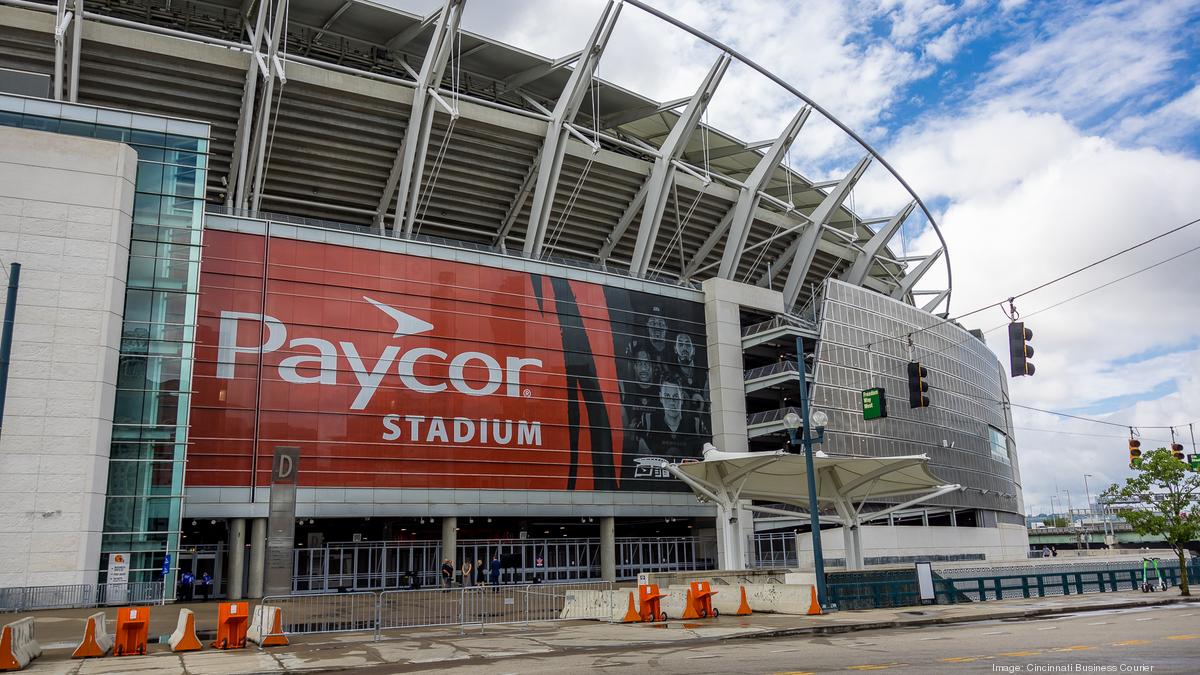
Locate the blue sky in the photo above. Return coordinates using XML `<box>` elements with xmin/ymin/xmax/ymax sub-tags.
<box><xmin>393</xmin><ymin>0</ymin><xmax>1200</xmax><ymax>513</ymax></box>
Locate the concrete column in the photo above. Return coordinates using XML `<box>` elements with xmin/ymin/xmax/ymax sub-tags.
<box><xmin>247</xmin><ymin>517</ymin><xmax>267</xmax><ymax>598</ymax></box>
<box><xmin>226</xmin><ymin>518</ymin><xmax>246</xmax><ymax>600</ymax></box>
<box><xmin>600</xmin><ymin>516</ymin><xmax>616</xmax><ymax>581</ymax></box>
<box><xmin>441</xmin><ymin>517</ymin><xmax>458</xmax><ymax>567</ymax></box>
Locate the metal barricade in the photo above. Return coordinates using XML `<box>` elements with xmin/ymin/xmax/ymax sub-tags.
<box><xmin>519</xmin><ymin>581</ymin><xmax>614</xmax><ymax>624</ymax></box>
<box><xmin>263</xmin><ymin>592</ymin><xmax>378</xmax><ymax>635</ymax></box>
<box><xmin>1</xmin><ymin>582</ymin><xmax>164</xmax><ymax>612</ymax></box>
<box><xmin>378</xmin><ymin>587</ymin><xmax>466</xmax><ymax>631</ymax></box>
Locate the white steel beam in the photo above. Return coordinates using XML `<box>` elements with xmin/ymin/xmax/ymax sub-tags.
<box><xmin>67</xmin><ymin>0</ymin><xmax>82</xmax><ymax>102</ymax></box>
<box><xmin>247</xmin><ymin>0</ymin><xmax>290</xmax><ymax>211</ymax></box>
<box><xmin>521</xmin><ymin>0</ymin><xmax>622</xmax><ymax>258</ymax></box>
<box><xmin>921</xmin><ymin>289</ymin><xmax>950</xmax><ymax>313</ymax></box>
<box><xmin>499</xmin><ymin>50</ymin><xmax>582</xmax><ymax>94</ymax></box>
<box><xmin>627</xmin><ymin>53</ymin><xmax>731</xmax><ymax>277</ymax></box>
<box><xmin>53</xmin><ymin>0</ymin><xmax>70</xmax><ymax>101</ymax></box>
<box><xmin>228</xmin><ymin>0</ymin><xmax>270</xmax><ymax>206</ymax></box>
<box><xmin>374</xmin><ymin>0</ymin><xmax>466</xmax><ymax>235</ymax></box>
<box><xmin>599</xmin><ymin>96</ymin><xmax>689</xmax><ymax>129</ymax></box>
<box><xmin>494</xmin><ymin>157</ymin><xmax>539</xmax><ymax>250</ymax></box>
<box><xmin>687</xmin><ymin>139</ymin><xmax>773</xmax><ymax>163</ymax></box>
<box><xmin>891</xmin><ymin>248</ymin><xmax>944</xmax><ymax>300</ymax></box>
<box><xmin>841</xmin><ymin>200</ymin><xmax>914</xmax><ymax>286</ymax></box>
<box><xmin>595</xmin><ymin>179</ymin><xmax>650</xmax><ymax>265</ymax></box>
<box><xmin>386</xmin><ymin>7</ymin><xmax>442</xmax><ymax>53</ymax></box>
<box><xmin>717</xmin><ymin>106</ymin><xmax>811</xmax><ymax>279</ymax></box>
<box><xmin>780</xmin><ymin>156</ymin><xmax>872</xmax><ymax>308</ymax></box>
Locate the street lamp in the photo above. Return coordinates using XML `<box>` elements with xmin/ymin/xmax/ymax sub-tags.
<box><xmin>1083</xmin><ymin>474</ymin><xmax>1094</xmax><ymax>551</ymax></box>
<box><xmin>783</xmin><ymin>350</ymin><xmax>829</xmax><ymax>611</ymax></box>
<box><xmin>1062</xmin><ymin>489</ymin><xmax>1074</xmax><ymax>528</ymax></box>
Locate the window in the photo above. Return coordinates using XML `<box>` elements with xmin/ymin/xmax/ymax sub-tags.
<box><xmin>988</xmin><ymin>426</ymin><xmax>1011</xmax><ymax>465</ymax></box>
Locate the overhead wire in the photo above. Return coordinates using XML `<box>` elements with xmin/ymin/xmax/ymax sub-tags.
<box><xmin>813</xmin><ymin>237</ymin><xmax>1200</xmax><ymax>432</ymax></box>
<box><xmin>853</xmin><ymin>216</ymin><xmax>1200</xmax><ymax>352</ymax></box>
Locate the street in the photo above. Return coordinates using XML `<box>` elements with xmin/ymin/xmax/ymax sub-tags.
<box><xmin>388</xmin><ymin>603</ymin><xmax>1200</xmax><ymax>674</ymax></box>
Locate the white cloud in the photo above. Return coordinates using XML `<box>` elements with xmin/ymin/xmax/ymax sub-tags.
<box><xmin>976</xmin><ymin>0</ymin><xmax>1194</xmax><ymax>127</ymax></box>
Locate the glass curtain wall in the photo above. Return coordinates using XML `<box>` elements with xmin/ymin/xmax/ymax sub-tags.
<box><xmin>0</xmin><ymin>98</ymin><xmax>208</xmax><ymax>586</ymax></box>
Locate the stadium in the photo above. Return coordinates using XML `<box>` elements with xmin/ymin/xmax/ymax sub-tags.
<box><xmin>0</xmin><ymin>0</ymin><xmax>1028</xmax><ymax>599</ymax></box>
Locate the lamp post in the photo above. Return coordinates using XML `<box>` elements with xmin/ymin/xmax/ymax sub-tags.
<box><xmin>783</xmin><ymin>337</ymin><xmax>828</xmax><ymax>610</ymax></box>
<box><xmin>1062</xmin><ymin>489</ymin><xmax>1074</xmax><ymax>527</ymax></box>
<box><xmin>1083</xmin><ymin>474</ymin><xmax>1094</xmax><ymax>551</ymax></box>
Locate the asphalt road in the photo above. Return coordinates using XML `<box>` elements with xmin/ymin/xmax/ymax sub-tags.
<box><xmin>375</xmin><ymin>602</ymin><xmax>1200</xmax><ymax>675</ymax></box>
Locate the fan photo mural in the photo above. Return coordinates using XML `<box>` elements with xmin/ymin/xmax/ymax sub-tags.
<box><xmin>190</xmin><ymin>229</ymin><xmax>709</xmax><ymax>493</ymax></box>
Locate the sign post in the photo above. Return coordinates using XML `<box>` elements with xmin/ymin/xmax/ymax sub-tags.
<box><xmin>107</xmin><ymin>553</ymin><xmax>129</xmax><ymax>606</ymax></box>
<box><xmin>160</xmin><ymin>553</ymin><xmax>171</xmax><ymax>605</ymax></box>
<box><xmin>265</xmin><ymin>446</ymin><xmax>301</xmax><ymax>597</ymax></box>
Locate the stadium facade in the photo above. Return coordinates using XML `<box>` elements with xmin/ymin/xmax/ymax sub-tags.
<box><xmin>0</xmin><ymin>0</ymin><xmax>1027</xmax><ymax>598</ymax></box>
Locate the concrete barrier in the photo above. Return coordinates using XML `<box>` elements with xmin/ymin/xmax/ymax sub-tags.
<box><xmin>0</xmin><ymin>617</ymin><xmax>41</xmax><ymax>671</ymax></box>
<box><xmin>247</xmin><ymin>605</ymin><xmax>288</xmax><ymax>647</ymax></box>
<box><xmin>561</xmin><ymin>583</ymin><xmax>817</xmax><ymax>622</ymax></box>
<box><xmin>71</xmin><ymin>612</ymin><xmax>112</xmax><ymax>659</ymax></box>
<box><xmin>168</xmin><ymin>609</ymin><xmax>202</xmax><ymax>652</ymax></box>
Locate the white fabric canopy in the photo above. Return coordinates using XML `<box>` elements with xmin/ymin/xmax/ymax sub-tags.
<box><xmin>665</xmin><ymin>445</ymin><xmax>962</xmax><ymax>570</ymax></box>
<box><xmin>671</xmin><ymin>447</ymin><xmax>950</xmax><ymax>507</ymax></box>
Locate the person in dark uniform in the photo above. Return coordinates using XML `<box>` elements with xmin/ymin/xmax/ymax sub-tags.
<box><xmin>440</xmin><ymin>558</ymin><xmax>454</xmax><ymax>591</ymax></box>
<box><xmin>489</xmin><ymin>554</ymin><xmax>502</xmax><ymax>590</ymax></box>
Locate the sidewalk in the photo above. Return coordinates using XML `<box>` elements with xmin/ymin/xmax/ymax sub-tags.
<box><xmin>10</xmin><ymin>590</ymin><xmax>1199</xmax><ymax>674</ymax></box>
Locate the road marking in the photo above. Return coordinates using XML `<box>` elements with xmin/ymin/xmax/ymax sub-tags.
<box><xmin>847</xmin><ymin>665</ymin><xmax>904</xmax><ymax>671</ymax></box>
<box><xmin>687</xmin><ymin>654</ymin><xmax>719</xmax><ymax>659</ymax></box>
<box><xmin>918</xmin><ymin>636</ymin><xmax>946</xmax><ymax>641</ymax></box>
<box><xmin>1087</xmin><ymin>621</ymin><xmax>1109</xmax><ymax>625</ymax></box>
<box><xmin>1112</xmin><ymin>639</ymin><xmax>1151</xmax><ymax>646</ymax></box>
<box><xmin>1164</xmin><ymin>635</ymin><xmax>1200</xmax><ymax>640</ymax></box>
<box><xmin>770</xmin><ymin>648</ymin><xmax>802</xmax><ymax>653</ymax></box>
<box><xmin>1037</xmin><ymin>626</ymin><xmax>1058</xmax><ymax>630</ymax></box>
<box><xmin>1136</xmin><ymin>617</ymin><xmax>1155</xmax><ymax>622</ymax></box>
<box><xmin>998</xmin><ymin>651</ymin><xmax>1041</xmax><ymax>657</ymax></box>
<box><xmin>1052</xmin><ymin>646</ymin><xmax>1093</xmax><ymax>652</ymax></box>
<box><xmin>772</xmin><ymin>672</ymin><xmax>814</xmax><ymax>675</ymax></box>
<box><xmin>981</xmin><ymin>631</ymin><xmax>1006</xmax><ymax>635</ymax></box>
<box><xmin>941</xmin><ymin>656</ymin><xmax>983</xmax><ymax>663</ymax></box>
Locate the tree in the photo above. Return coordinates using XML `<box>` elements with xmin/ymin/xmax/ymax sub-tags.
<box><xmin>1042</xmin><ymin>516</ymin><xmax>1069</xmax><ymax>528</ymax></box>
<box><xmin>1102</xmin><ymin>447</ymin><xmax>1200</xmax><ymax>596</ymax></box>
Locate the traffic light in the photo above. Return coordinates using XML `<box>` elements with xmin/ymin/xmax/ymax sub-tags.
<box><xmin>1129</xmin><ymin>438</ymin><xmax>1142</xmax><ymax>468</ymax></box>
<box><xmin>907</xmin><ymin>361</ymin><xmax>930</xmax><ymax>409</ymax></box>
<box><xmin>1008</xmin><ymin>321</ymin><xmax>1035</xmax><ymax>377</ymax></box>
<box><xmin>1171</xmin><ymin>443</ymin><xmax>1185</xmax><ymax>461</ymax></box>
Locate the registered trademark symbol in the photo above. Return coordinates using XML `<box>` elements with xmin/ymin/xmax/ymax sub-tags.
<box><xmin>523</xmin><ymin>388</ymin><xmax>531</xmax><ymax>398</ymax></box>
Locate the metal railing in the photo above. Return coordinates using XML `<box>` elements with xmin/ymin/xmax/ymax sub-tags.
<box><xmin>265</xmin><ymin>580</ymin><xmax>615</xmax><ymax>640</ymax></box>
<box><xmin>0</xmin><ymin>581</ymin><xmax>165</xmax><ymax>612</ymax></box>
<box><xmin>826</xmin><ymin>559</ymin><xmax>1200</xmax><ymax>609</ymax></box>
<box><xmin>293</xmin><ymin>536</ymin><xmax>710</xmax><ymax>593</ymax></box>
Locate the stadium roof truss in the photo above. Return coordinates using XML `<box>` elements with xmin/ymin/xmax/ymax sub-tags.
<box><xmin>0</xmin><ymin>0</ymin><xmax>952</xmax><ymax>312</ymax></box>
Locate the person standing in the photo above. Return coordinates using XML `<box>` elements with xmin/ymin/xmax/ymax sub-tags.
<box><xmin>199</xmin><ymin>571</ymin><xmax>213</xmax><ymax>601</ymax></box>
<box><xmin>440</xmin><ymin>558</ymin><xmax>454</xmax><ymax>591</ymax></box>
<box><xmin>489</xmin><ymin>554</ymin><xmax>501</xmax><ymax>589</ymax></box>
<box><xmin>180</xmin><ymin>570</ymin><xmax>195</xmax><ymax>602</ymax></box>
<box><xmin>461</xmin><ymin>560</ymin><xmax>473</xmax><ymax>587</ymax></box>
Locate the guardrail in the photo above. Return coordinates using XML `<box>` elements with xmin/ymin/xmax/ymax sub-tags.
<box><xmin>265</xmin><ymin>580</ymin><xmax>615</xmax><ymax>640</ymax></box>
<box><xmin>827</xmin><ymin>559</ymin><xmax>1200</xmax><ymax>609</ymax></box>
<box><xmin>0</xmin><ymin>582</ymin><xmax>165</xmax><ymax>612</ymax></box>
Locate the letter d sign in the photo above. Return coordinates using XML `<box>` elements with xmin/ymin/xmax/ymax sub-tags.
<box><xmin>272</xmin><ymin>446</ymin><xmax>300</xmax><ymax>484</ymax></box>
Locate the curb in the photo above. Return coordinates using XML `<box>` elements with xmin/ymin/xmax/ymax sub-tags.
<box><xmin>724</xmin><ymin>595</ymin><xmax>1200</xmax><ymax>641</ymax></box>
